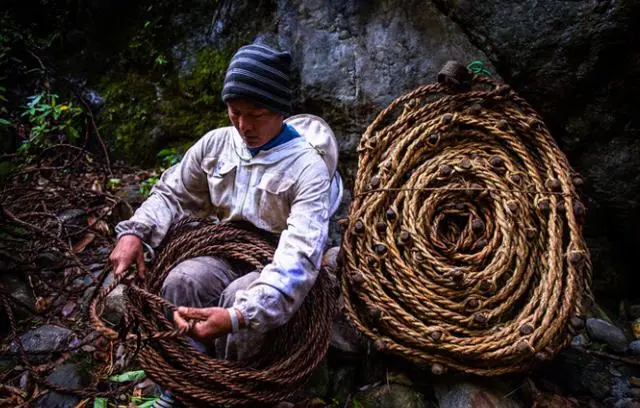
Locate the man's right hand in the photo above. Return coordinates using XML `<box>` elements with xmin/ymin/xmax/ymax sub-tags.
<box><xmin>109</xmin><ymin>235</ymin><xmax>147</xmax><ymax>278</ymax></box>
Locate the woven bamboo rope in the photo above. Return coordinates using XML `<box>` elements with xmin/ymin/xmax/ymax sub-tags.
<box><xmin>340</xmin><ymin>63</ymin><xmax>593</xmax><ymax>376</ymax></box>
<box><xmin>90</xmin><ymin>219</ymin><xmax>337</xmax><ymax>406</ymax></box>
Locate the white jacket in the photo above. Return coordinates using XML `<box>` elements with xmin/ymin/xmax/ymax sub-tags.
<box><xmin>116</xmin><ymin>115</ymin><xmax>339</xmax><ymax>333</ymax></box>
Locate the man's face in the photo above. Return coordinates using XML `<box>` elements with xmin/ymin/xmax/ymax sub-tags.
<box><xmin>226</xmin><ymin>99</ymin><xmax>284</xmax><ymax>148</ymax></box>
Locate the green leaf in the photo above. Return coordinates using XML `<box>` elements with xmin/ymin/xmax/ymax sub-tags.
<box><xmin>93</xmin><ymin>397</ymin><xmax>107</xmax><ymax>408</ymax></box>
<box><xmin>156</xmin><ymin>148</ymin><xmax>177</xmax><ymax>157</ymax></box>
<box><xmin>136</xmin><ymin>400</ymin><xmax>157</xmax><ymax>408</ymax></box>
<box><xmin>108</xmin><ymin>370</ymin><xmax>146</xmax><ymax>383</ymax></box>
<box><xmin>93</xmin><ymin>399</ymin><xmax>107</xmax><ymax>408</ymax></box>
<box><xmin>0</xmin><ymin>118</ymin><xmax>10</xmax><ymax>126</ymax></box>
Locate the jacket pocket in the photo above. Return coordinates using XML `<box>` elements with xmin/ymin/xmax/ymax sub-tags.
<box><xmin>255</xmin><ymin>172</ymin><xmax>295</xmax><ymax>231</ymax></box>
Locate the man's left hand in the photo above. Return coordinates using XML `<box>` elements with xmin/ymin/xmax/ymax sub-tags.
<box><xmin>173</xmin><ymin>306</ymin><xmax>231</xmax><ymax>343</ymax></box>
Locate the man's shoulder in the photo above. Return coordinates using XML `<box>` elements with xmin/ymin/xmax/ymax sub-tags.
<box><xmin>289</xmin><ymin>145</ymin><xmax>330</xmax><ymax>181</ymax></box>
<box><xmin>201</xmin><ymin>126</ymin><xmax>235</xmax><ymax>143</ymax></box>
<box><xmin>196</xmin><ymin>126</ymin><xmax>236</xmax><ymax>154</ymax></box>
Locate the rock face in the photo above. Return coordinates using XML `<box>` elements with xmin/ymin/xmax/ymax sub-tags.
<box><xmin>207</xmin><ymin>0</ymin><xmax>640</xmax><ymax>305</ymax></box>
<box><xmin>406</xmin><ymin>0</ymin><xmax>640</xmax><ymax>305</ymax></box>
<box><xmin>272</xmin><ymin>0</ymin><xmax>496</xmax><ymax>197</ymax></box>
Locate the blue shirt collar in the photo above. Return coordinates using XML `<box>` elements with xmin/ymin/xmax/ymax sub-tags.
<box><xmin>248</xmin><ymin>124</ymin><xmax>301</xmax><ymax>157</ymax></box>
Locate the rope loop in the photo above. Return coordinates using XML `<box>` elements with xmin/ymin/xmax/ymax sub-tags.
<box><xmin>91</xmin><ymin>220</ymin><xmax>337</xmax><ymax>406</ymax></box>
<box><xmin>341</xmin><ymin>67</ymin><xmax>592</xmax><ymax>376</ymax></box>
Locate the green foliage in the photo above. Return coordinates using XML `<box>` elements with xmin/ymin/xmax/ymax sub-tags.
<box><xmin>18</xmin><ymin>91</ymin><xmax>84</xmax><ymax>153</ymax></box>
<box><xmin>156</xmin><ymin>147</ymin><xmax>183</xmax><ymax>167</ymax></box>
<box><xmin>93</xmin><ymin>397</ymin><xmax>107</xmax><ymax>408</ymax></box>
<box><xmin>109</xmin><ymin>369</ymin><xmax>146</xmax><ymax>382</ymax></box>
<box><xmin>139</xmin><ymin>173</ymin><xmax>159</xmax><ymax>197</ymax></box>
<box><xmin>100</xmin><ymin>73</ymin><xmax>158</xmax><ymax>162</ymax></box>
<box><xmin>466</xmin><ymin>60</ymin><xmax>493</xmax><ymax>77</ymax></box>
<box><xmin>99</xmin><ymin>46</ymin><xmax>233</xmax><ymax>165</ymax></box>
<box><xmin>138</xmin><ymin>148</ymin><xmax>184</xmax><ymax>196</ymax></box>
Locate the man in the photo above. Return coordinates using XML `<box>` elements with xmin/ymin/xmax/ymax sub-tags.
<box><xmin>108</xmin><ymin>43</ymin><xmax>341</xmax><ymax>406</ymax></box>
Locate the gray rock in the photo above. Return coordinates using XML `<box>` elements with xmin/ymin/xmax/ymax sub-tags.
<box><xmin>80</xmin><ymin>272</ymin><xmax>125</xmax><ymax>318</ymax></box>
<box><xmin>630</xmin><ymin>340</ymin><xmax>640</xmax><ymax>356</ymax></box>
<box><xmin>322</xmin><ymin>246</ymin><xmax>340</xmax><ymax>269</ymax></box>
<box><xmin>0</xmin><ymin>272</ymin><xmax>35</xmax><ymax>316</ymax></box>
<box><xmin>630</xmin><ymin>388</ymin><xmax>640</xmax><ymax>399</ymax></box>
<box><xmin>57</xmin><ymin>208</ymin><xmax>88</xmax><ymax>241</ymax></box>
<box><xmin>587</xmin><ymin>318</ymin><xmax>629</xmax><ymax>353</ymax></box>
<box><xmin>36</xmin><ymin>363</ymin><xmax>89</xmax><ymax>408</ymax></box>
<box><xmin>614</xmin><ymin>399</ymin><xmax>640</xmax><ymax>408</ymax></box>
<box><xmin>434</xmin><ymin>378</ymin><xmax>522</xmax><ymax>408</ymax></box>
<box><xmin>571</xmin><ymin>334</ymin><xmax>590</xmax><ymax>348</ymax></box>
<box><xmin>541</xmin><ymin>347</ymin><xmax>627</xmax><ymax>400</ymax></box>
<box><xmin>612</xmin><ymin>375</ymin><xmax>632</xmax><ymax>400</ymax></box>
<box><xmin>331</xmin><ymin>315</ymin><xmax>365</xmax><ymax>354</ymax></box>
<box><xmin>10</xmin><ymin>324</ymin><xmax>73</xmax><ymax>355</ymax></box>
<box><xmin>355</xmin><ymin>383</ymin><xmax>426</xmax><ymax>408</ymax></box>
<box><xmin>103</xmin><ymin>283</ymin><xmax>127</xmax><ymax>325</ymax></box>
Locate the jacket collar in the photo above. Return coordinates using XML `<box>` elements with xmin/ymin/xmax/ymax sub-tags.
<box><xmin>231</xmin><ymin>127</ymin><xmax>311</xmax><ymax>164</ymax></box>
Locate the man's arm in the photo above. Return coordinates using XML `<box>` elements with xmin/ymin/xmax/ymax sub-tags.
<box><xmin>109</xmin><ymin>131</ymin><xmax>216</xmax><ymax>276</ymax></box>
<box><xmin>114</xmin><ymin>132</ymin><xmax>215</xmax><ymax>248</ymax></box>
<box><xmin>232</xmin><ymin>160</ymin><xmax>331</xmax><ymax>333</ymax></box>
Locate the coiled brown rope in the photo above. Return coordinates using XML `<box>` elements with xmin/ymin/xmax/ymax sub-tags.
<box><xmin>340</xmin><ymin>64</ymin><xmax>592</xmax><ymax>376</ymax></box>
<box><xmin>90</xmin><ymin>219</ymin><xmax>337</xmax><ymax>406</ymax></box>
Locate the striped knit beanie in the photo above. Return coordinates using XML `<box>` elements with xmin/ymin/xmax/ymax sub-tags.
<box><xmin>221</xmin><ymin>44</ymin><xmax>292</xmax><ymax>115</ymax></box>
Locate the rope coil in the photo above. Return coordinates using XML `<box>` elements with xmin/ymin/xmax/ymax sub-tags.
<box><xmin>90</xmin><ymin>219</ymin><xmax>337</xmax><ymax>406</ymax></box>
<box><xmin>340</xmin><ymin>64</ymin><xmax>592</xmax><ymax>375</ymax></box>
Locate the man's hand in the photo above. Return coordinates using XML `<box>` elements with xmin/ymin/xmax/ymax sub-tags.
<box><xmin>173</xmin><ymin>307</ymin><xmax>242</xmax><ymax>343</ymax></box>
<box><xmin>108</xmin><ymin>235</ymin><xmax>146</xmax><ymax>278</ymax></box>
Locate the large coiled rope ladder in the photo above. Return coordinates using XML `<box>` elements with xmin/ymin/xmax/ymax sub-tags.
<box><xmin>340</xmin><ymin>62</ymin><xmax>592</xmax><ymax>376</ymax></box>
<box><xmin>90</xmin><ymin>220</ymin><xmax>337</xmax><ymax>406</ymax></box>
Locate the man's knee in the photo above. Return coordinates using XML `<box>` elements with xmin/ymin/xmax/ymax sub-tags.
<box><xmin>161</xmin><ymin>256</ymin><xmax>235</xmax><ymax>308</ymax></box>
<box><xmin>218</xmin><ymin>271</ymin><xmax>260</xmax><ymax>309</ymax></box>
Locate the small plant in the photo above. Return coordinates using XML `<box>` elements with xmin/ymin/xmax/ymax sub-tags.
<box><xmin>156</xmin><ymin>147</ymin><xmax>183</xmax><ymax>167</ymax></box>
<box><xmin>19</xmin><ymin>91</ymin><xmax>83</xmax><ymax>152</ymax></box>
<box><xmin>139</xmin><ymin>172</ymin><xmax>159</xmax><ymax>197</ymax></box>
<box><xmin>139</xmin><ymin>148</ymin><xmax>184</xmax><ymax>197</ymax></box>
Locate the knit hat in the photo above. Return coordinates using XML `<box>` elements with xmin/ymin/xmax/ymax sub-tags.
<box><xmin>221</xmin><ymin>44</ymin><xmax>292</xmax><ymax>115</ymax></box>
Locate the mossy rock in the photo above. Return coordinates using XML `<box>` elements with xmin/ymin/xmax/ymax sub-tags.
<box><xmin>99</xmin><ymin>46</ymin><xmax>234</xmax><ymax>165</ymax></box>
